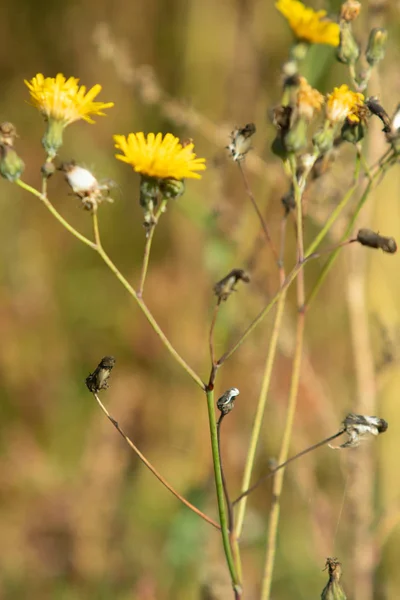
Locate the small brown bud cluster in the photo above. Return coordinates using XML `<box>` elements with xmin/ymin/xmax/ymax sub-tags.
<box><xmin>213</xmin><ymin>269</ymin><xmax>250</xmax><ymax>302</ymax></box>
<box><xmin>356</xmin><ymin>228</ymin><xmax>397</xmax><ymax>253</ymax></box>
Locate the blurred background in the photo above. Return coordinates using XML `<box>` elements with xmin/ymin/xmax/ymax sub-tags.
<box><xmin>1</xmin><ymin>0</ymin><xmax>400</xmax><ymax>598</ymax></box>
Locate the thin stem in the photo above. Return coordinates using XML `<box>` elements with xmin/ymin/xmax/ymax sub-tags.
<box><xmin>16</xmin><ymin>179</ymin><xmax>97</xmax><ymax>250</ymax></box>
<box><xmin>138</xmin><ymin>199</ymin><xmax>168</xmax><ymax>298</ymax></box>
<box><xmin>306</xmin><ymin>177</ymin><xmax>375</xmax><ymax>309</ymax></box>
<box><xmin>94</xmin><ymin>235</ymin><xmax>205</xmax><ymax>390</ymax></box>
<box><xmin>209</xmin><ymin>301</ymin><xmax>221</xmax><ymax>367</ymax></box>
<box><xmin>206</xmin><ymin>389</ymin><xmax>242</xmax><ymax>596</ymax></box>
<box><xmin>238</xmin><ymin>161</ymin><xmax>279</xmax><ymax>265</ymax></box>
<box><xmin>217</xmin><ymin>414</ymin><xmax>234</xmax><ymax>534</ymax></box>
<box><xmin>234</xmin><ymin>287</ymin><xmax>287</xmax><ymax>539</ymax></box>
<box><xmin>93</xmin><ymin>392</ymin><xmax>220</xmax><ymax>530</ymax></box>
<box><xmin>233</xmin><ymin>430</ymin><xmax>345</xmax><ymax>505</ymax></box>
<box><xmin>260</xmin><ymin>155</ymin><xmax>306</xmax><ymax>600</ymax></box>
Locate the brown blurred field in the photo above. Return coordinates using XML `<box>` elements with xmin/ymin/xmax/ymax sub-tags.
<box><xmin>1</xmin><ymin>1</ymin><xmax>400</xmax><ymax>598</ymax></box>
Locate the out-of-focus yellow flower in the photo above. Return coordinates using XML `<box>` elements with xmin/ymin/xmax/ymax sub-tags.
<box><xmin>25</xmin><ymin>73</ymin><xmax>114</xmax><ymax>125</ymax></box>
<box><xmin>25</xmin><ymin>74</ymin><xmax>114</xmax><ymax>158</ymax></box>
<box><xmin>297</xmin><ymin>76</ymin><xmax>324</xmax><ymax>120</ymax></box>
<box><xmin>326</xmin><ymin>84</ymin><xmax>365</xmax><ymax>123</ymax></box>
<box><xmin>114</xmin><ymin>132</ymin><xmax>206</xmax><ymax>180</ymax></box>
<box><xmin>276</xmin><ymin>0</ymin><xmax>340</xmax><ymax>47</ymax></box>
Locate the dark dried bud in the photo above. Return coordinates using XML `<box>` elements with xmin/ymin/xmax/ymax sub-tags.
<box><xmin>356</xmin><ymin>228</ymin><xmax>397</xmax><ymax>253</ymax></box>
<box><xmin>281</xmin><ymin>188</ymin><xmax>296</xmax><ymax>214</ymax></box>
<box><xmin>217</xmin><ymin>387</ymin><xmax>240</xmax><ymax>415</ymax></box>
<box><xmin>213</xmin><ymin>269</ymin><xmax>250</xmax><ymax>302</ymax></box>
<box><xmin>321</xmin><ymin>558</ymin><xmax>347</xmax><ymax>600</ymax></box>
<box><xmin>86</xmin><ymin>356</ymin><xmax>116</xmax><ymax>393</ymax></box>
<box><xmin>41</xmin><ymin>161</ymin><xmax>56</xmax><ymax>179</ymax></box>
<box><xmin>365</xmin><ymin>97</ymin><xmax>391</xmax><ymax>133</ymax></box>
<box><xmin>226</xmin><ymin>123</ymin><xmax>256</xmax><ymax>161</ymax></box>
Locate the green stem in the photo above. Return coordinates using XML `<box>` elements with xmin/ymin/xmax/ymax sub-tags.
<box><xmin>138</xmin><ymin>199</ymin><xmax>168</xmax><ymax>298</ymax></box>
<box><xmin>234</xmin><ymin>287</ymin><xmax>287</xmax><ymax>539</ymax></box>
<box><xmin>261</xmin><ymin>156</ymin><xmax>306</xmax><ymax>600</ymax></box>
<box><xmin>206</xmin><ymin>388</ymin><xmax>242</xmax><ymax>596</ymax></box>
<box><xmin>16</xmin><ymin>179</ymin><xmax>97</xmax><ymax>250</ymax></box>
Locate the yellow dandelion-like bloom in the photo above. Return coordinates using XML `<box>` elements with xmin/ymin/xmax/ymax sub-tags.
<box><xmin>297</xmin><ymin>77</ymin><xmax>324</xmax><ymax>120</ymax></box>
<box><xmin>25</xmin><ymin>73</ymin><xmax>114</xmax><ymax>125</ymax></box>
<box><xmin>114</xmin><ymin>132</ymin><xmax>206</xmax><ymax>180</ymax></box>
<box><xmin>276</xmin><ymin>0</ymin><xmax>340</xmax><ymax>47</ymax></box>
<box><xmin>326</xmin><ymin>84</ymin><xmax>365</xmax><ymax>124</ymax></box>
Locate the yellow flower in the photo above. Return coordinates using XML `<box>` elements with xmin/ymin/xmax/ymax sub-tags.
<box><xmin>25</xmin><ymin>73</ymin><xmax>114</xmax><ymax>124</ymax></box>
<box><xmin>276</xmin><ymin>0</ymin><xmax>340</xmax><ymax>47</ymax></box>
<box><xmin>114</xmin><ymin>132</ymin><xmax>206</xmax><ymax>180</ymax></box>
<box><xmin>297</xmin><ymin>77</ymin><xmax>324</xmax><ymax>120</ymax></box>
<box><xmin>25</xmin><ymin>73</ymin><xmax>114</xmax><ymax>158</ymax></box>
<box><xmin>326</xmin><ymin>84</ymin><xmax>365</xmax><ymax>124</ymax></box>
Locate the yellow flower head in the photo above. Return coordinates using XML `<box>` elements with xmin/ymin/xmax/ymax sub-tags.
<box><xmin>25</xmin><ymin>73</ymin><xmax>114</xmax><ymax>125</ymax></box>
<box><xmin>276</xmin><ymin>0</ymin><xmax>340</xmax><ymax>47</ymax></box>
<box><xmin>326</xmin><ymin>84</ymin><xmax>365</xmax><ymax>124</ymax></box>
<box><xmin>114</xmin><ymin>132</ymin><xmax>206</xmax><ymax>180</ymax></box>
<box><xmin>297</xmin><ymin>77</ymin><xmax>324</xmax><ymax>120</ymax></box>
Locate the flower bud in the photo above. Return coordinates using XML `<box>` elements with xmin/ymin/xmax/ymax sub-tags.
<box><xmin>0</xmin><ymin>145</ymin><xmax>25</xmax><ymax>182</ymax></box>
<box><xmin>42</xmin><ymin>119</ymin><xmax>65</xmax><ymax>159</ymax></box>
<box><xmin>160</xmin><ymin>178</ymin><xmax>185</xmax><ymax>200</ymax></box>
<box><xmin>341</xmin><ymin>119</ymin><xmax>365</xmax><ymax>143</ymax></box>
<box><xmin>321</xmin><ymin>558</ymin><xmax>347</xmax><ymax>600</ymax></box>
<box><xmin>313</xmin><ymin>126</ymin><xmax>335</xmax><ymax>154</ymax></box>
<box><xmin>337</xmin><ymin>22</ymin><xmax>360</xmax><ymax>65</ymax></box>
<box><xmin>366</xmin><ymin>28</ymin><xmax>388</xmax><ymax>67</ymax></box>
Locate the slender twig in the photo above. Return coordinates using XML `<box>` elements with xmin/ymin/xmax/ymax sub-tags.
<box><xmin>92</xmin><ymin>392</ymin><xmax>220</xmax><ymax>530</ymax></box>
<box><xmin>217</xmin><ymin>413</ymin><xmax>234</xmax><ymax>533</ymax></box>
<box><xmin>205</xmin><ymin>388</ymin><xmax>242</xmax><ymax>596</ymax></box>
<box><xmin>209</xmin><ymin>301</ymin><xmax>221</xmax><ymax>367</ymax></box>
<box><xmin>260</xmin><ymin>155</ymin><xmax>307</xmax><ymax>600</ymax></box>
<box><xmin>138</xmin><ymin>198</ymin><xmax>168</xmax><ymax>298</ymax></box>
<box><xmin>238</xmin><ymin>161</ymin><xmax>279</xmax><ymax>264</ymax></box>
<box><xmin>16</xmin><ymin>179</ymin><xmax>97</xmax><ymax>250</ymax></box>
<box><xmin>233</xmin><ymin>430</ymin><xmax>345</xmax><ymax>505</ymax></box>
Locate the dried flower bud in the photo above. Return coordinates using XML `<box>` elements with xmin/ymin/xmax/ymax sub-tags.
<box><xmin>366</xmin><ymin>28</ymin><xmax>388</xmax><ymax>67</ymax></box>
<box><xmin>226</xmin><ymin>124</ymin><xmax>256</xmax><ymax>161</ymax></box>
<box><xmin>341</xmin><ymin>120</ymin><xmax>366</xmax><ymax>144</ymax></box>
<box><xmin>0</xmin><ymin>122</ymin><xmax>18</xmax><ymax>147</ymax></box>
<box><xmin>213</xmin><ymin>269</ymin><xmax>250</xmax><ymax>302</ymax></box>
<box><xmin>340</xmin><ymin>0</ymin><xmax>361</xmax><ymax>22</ymax></box>
<box><xmin>281</xmin><ymin>188</ymin><xmax>296</xmax><ymax>214</ymax></box>
<box><xmin>41</xmin><ymin>161</ymin><xmax>56</xmax><ymax>179</ymax></box>
<box><xmin>321</xmin><ymin>558</ymin><xmax>347</xmax><ymax>600</ymax></box>
<box><xmin>332</xmin><ymin>413</ymin><xmax>388</xmax><ymax>449</ymax></box>
<box><xmin>356</xmin><ymin>228</ymin><xmax>397</xmax><ymax>253</ymax></box>
<box><xmin>0</xmin><ymin>145</ymin><xmax>25</xmax><ymax>182</ymax></box>
<box><xmin>365</xmin><ymin>97</ymin><xmax>391</xmax><ymax>133</ymax></box>
<box><xmin>217</xmin><ymin>387</ymin><xmax>240</xmax><ymax>415</ymax></box>
<box><xmin>86</xmin><ymin>356</ymin><xmax>116</xmax><ymax>393</ymax></box>
<box><xmin>337</xmin><ymin>22</ymin><xmax>360</xmax><ymax>65</ymax></box>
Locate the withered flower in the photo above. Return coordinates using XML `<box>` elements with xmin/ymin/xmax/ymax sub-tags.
<box><xmin>331</xmin><ymin>413</ymin><xmax>388</xmax><ymax>449</ymax></box>
<box><xmin>356</xmin><ymin>228</ymin><xmax>397</xmax><ymax>254</ymax></box>
<box><xmin>213</xmin><ymin>269</ymin><xmax>250</xmax><ymax>302</ymax></box>
<box><xmin>321</xmin><ymin>558</ymin><xmax>347</xmax><ymax>600</ymax></box>
<box><xmin>226</xmin><ymin>124</ymin><xmax>256</xmax><ymax>161</ymax></box>
<box><xmin>86</xmin><ymin>356</ymin><xmax>116</xmax><ymax>393</ymax></box>
<box><xmin>217</xmin><ymin>388</ymin><xmax>240</xmax><ymax>415</ymax></box>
